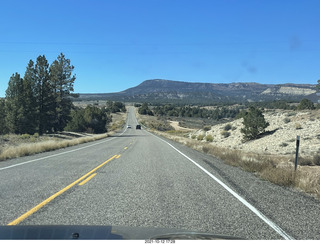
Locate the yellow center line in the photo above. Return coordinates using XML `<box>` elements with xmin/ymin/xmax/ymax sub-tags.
<box><xmin>8</xmin><ymin>154</ymin><xmax>118</xmax><ymax>226</ymax></box>
<box><xmin>116</xmin><ymin>154</ymin><xmax>121</xmax><ymax>159</ymax></box>
<box><xmin>124</xmin><ymin>147</ymin><xmax>127</xmax><ymax>150</ymax></box>
<box><xmin>78</xmin><ymin>173</ymin><xmax>97</xmax><ymax>186</ymax></box>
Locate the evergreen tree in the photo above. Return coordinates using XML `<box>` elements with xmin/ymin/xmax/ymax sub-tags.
<box><xmin>22</xmin><ymin>60</ymin><xmax>37</xmax><ymax>134</ymax></box>
<box><xmin>65</xmin><ymin>106</ymin><xmax>111</xmax><ymax>133</ymax></box>
<box><xmin>49</xmin><ymin>53</ymin><xmax>76</xmax><ymax>131</ymax></box>
<box><xmin>34</xmin><ymin>55</ymin><xmax>55</xmax><ymax>134</ymax></box>
<box><xmin>64</xmin><ymin>108</ymin><xmax>86</xmax><ymax>132</ymax></box>
<box><xmin>106</xmin><ymin>101</ymin><xmax>127</xmax><ymax>113</ymax></box>
<box><xmin>0</xmin><ymin>98</ymin><xmax>7</xmax><ymax>134</ymax></box>
<box><xmin>5</xmin><ymin>73</ymin><xmax>24</xmax><ymax>133</ymax></box>
<box><xmin>297</xmin><ymin>98</ymin><xmax>315</xmax><ymax>110</ymax></box>
<box><xmin>138</xmin><ymin>103</ymin><xmax>153</xmax><ymax>115</ymax></box>
<box><xmin>240</xmin><ymin>106</ymin><xmax>269</xmax><ymax>140</ymax></box>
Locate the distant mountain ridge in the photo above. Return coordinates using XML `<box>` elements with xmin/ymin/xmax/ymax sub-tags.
<box><xmin>78</xmin><ymin>79</ymin><xmax>318</xmax><ymax>104</ymax></box>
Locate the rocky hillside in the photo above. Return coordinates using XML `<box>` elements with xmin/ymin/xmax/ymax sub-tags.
<box><xmin>191</xmin><ymin>109</ymin><xmax>320</xmax><ymax>157</ymax></box>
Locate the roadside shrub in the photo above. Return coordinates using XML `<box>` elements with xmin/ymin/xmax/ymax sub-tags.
<box><xmin>280</xmin><ymin>142</ymin><xmax>288</xmax><ymax>147</ymax></box>
<box><xmin>205</xmin><ymin>135</ymin><xmax>213</xmax><ymax>142</ymax></box>
<box><xmin>261</xmin><ymin>166</ymin><xmax>296</xmax><ymax>187</ymax></box>
<box><xmin>149</xmin><ymin>121</ymin><xmax>174</xmax><ymax>131</ymax></box>
<box><xmin>224</xmin><ymin>124</ymin><xmax>232</xmax><ymax>131</ymax></box>
<box><xmin>20</xmin><ymin>134</ymin><xmax>30</xmax><ymax>140</ymax></box>
<box><xmin>29</xmin><ymin>137</ymin><xmax>36</xmax><ymax>143</ymax></box>
<box><xmin>203</xmin><ymin>125</ymin><xmax>211</xmax><ymax>131</ymax></box>
<box><xmin>65</xmin><ymin>106</ymin><xmax>111</xmax><ymax>133</ymax></box>
<box><xmin>313</xmin><ymin>154</ymin><xmax>320</xmax><ymax>166</ymax></box>
<box><xmin>197</xmin><ymin>134</ymin><xmax>205</xmax><ymax>141</ymax></box>
<box><xmin>283</xmin><ymin>117</ymin><xmax>291</xmax><ymax>123</ymax></box>
<box><xmin>202</xmin><ymin>145</ymin><xmax>210</xmax><ymax>154</ymax></box>
<box><xmin>299</xmin><ymin>157</ymin><xmax>314</xmax><ymax>166</ymax></box>
<box><xmin>221</xmin><ymin>131</ymin><xmax>230</xmax><ymax>138</ymax></box>
<box><xmin>295</xmin><ymin>123</ymin><xmax>302</xmax><ymax>130</ymax></box>
<box><xmin>288</xmin><ymin>112</ymin><xmax>296</xmax><ymax>117</ymax></box>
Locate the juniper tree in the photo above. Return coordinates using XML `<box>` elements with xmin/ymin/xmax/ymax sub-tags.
<box><xmin>240</xmin><ymin>106</ymin><xmax>269</xmax><ymax>140</ymax></box>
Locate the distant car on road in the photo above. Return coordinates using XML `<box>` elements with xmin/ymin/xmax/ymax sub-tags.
<box><xmin>136</xmin><ymin>125</ymin><xmax>141</xmax><ymax>129</ymax></box>
<box><xmin>127</xmin><ymin>125</ymin><xmax>131</xmax><ymax>128</ymax></box>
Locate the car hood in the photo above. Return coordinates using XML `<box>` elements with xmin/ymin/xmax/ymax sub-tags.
<box><xmin>0</xmin><ymin>225</ymin><xmax>243</xmax><ymax>240</ymax></box>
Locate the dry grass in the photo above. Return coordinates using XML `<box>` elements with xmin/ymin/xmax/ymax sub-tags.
<box><xmin>153</xmin><ymin>130</ymin><xmax>320</xmax><ymax>199</ymax></box>
<box><xmin>108</xmin><ymin>111</ymin><xmax>127</xmax><ymax>132</ymax></box>
<box><xmin>0</xmin><ymin>111</ymin><xmax>126</xmax><ymax>162</ymax></box>
<box><xmin>0</xmin><ymin>133</ymin><xmax>109</xmax><ymax>161</ymax></box>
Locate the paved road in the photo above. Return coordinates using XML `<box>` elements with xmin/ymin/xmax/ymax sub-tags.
<box><xmin>1</xmin><ymin>107</ymin><xmax>320</xmax><ymax>239</ymax></box>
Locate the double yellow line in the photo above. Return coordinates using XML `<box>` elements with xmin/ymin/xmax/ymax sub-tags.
<box><xmin>8</xmin><ymin>154</ymin><xmax>119</xmax><ymax>226</ymax></box>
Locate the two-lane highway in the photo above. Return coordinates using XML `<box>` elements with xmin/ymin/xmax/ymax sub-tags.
<box><xmin>1</xmin><ymin>107</ymin><xmax>320</xmax><ymax>239</ymax></box>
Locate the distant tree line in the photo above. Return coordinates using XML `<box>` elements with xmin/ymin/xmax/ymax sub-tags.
<box><xmin>106</xmin><ymin>100</ymin><xmax>127</xmax><ymax>113</ymax></box>
<box><xmin>137</xmin><ymin>98</ymin><xmax>318</xmax><ymax>121</ymax></box>
<box><xmin>250</xmin><ymin>99</ymin><xmax>317</xmax><ymax>110</ymax></box>
<box><xmin>247</xmin><ymin>100</ymin><xmax>297</xmax><ymax>110</ymax></box>
<box><xmin>137</xmin><ymin>103</ymin><xmax>240</xmax><ymax>120</ymax></box>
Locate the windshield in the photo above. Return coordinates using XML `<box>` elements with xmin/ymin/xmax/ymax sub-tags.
<box><xmin>0</xmin><ymin>0</ymin><xmax>320</xmax><ymax>241</ymax></box>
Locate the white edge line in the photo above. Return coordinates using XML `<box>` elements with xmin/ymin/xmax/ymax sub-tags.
<box><xmin>148</xmin><ymin>131</ymin><xmax>294</xmax><ymax>240</ymax></box>
<box><xmin>0</xmin><ymin>129</ymin><xmax>127</xmax><ymax>171</ymax></box>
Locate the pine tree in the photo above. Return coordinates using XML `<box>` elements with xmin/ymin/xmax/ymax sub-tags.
<box><xmin>34</xmin><ymin>55</ymin><xmax>55</xmax><ymax>134</ymax></box>
<box><xmin>49</xmin><ymin>53</ymin><xmax>76</xmax><ymax>131</ymax></box>
<box><xmin>22</xmin><ymin>60</ymin><xmax>37</xmax><ymax>134</ymax></box>
<box><xmin>5</xmin><ymin>73</ymin><xmax>24</xmax><ymax>133</ymax></box>
<box><xmin>0</xmin><ymin>98</ymin><xmax>7</xmax><ymax>134</ymax></box>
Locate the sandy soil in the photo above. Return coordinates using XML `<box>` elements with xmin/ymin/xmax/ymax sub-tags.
<box><xmin>169</xmin><ymin>121</ymin><xmax>195</xmax><ymax>131</ymax></box>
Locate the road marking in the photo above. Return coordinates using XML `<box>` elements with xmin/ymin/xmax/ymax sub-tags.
<box><xmin>148</xmin><ymin>131</ymin><xmax>294</xmax><ymax>240</ymax></box>
<box><xmin>124</xmin><ymin>147</ymin><xmax>127</xmax><ymax>150</ymax></box>
<box><xmin>116</xmin><ymin>155</ymin><xmax>121</xmax><ymax>159</ymax></box>
<box><xmin>7</xmin><ymin>155</ymin><xmax>117</xmax><ymax>226</ymax></box>
<box><xmin>78</xmin><ymin>173</ymin><xmax>97</xmax><ymax>186</ymax></box>
<box><xmin>0</xmin><ymin>128</ymin><xmax>128</xmax><ymax>172</ymax></box>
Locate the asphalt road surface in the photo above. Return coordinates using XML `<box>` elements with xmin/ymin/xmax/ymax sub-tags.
<box><xmin>1</xmin><ymin>107</ymin><xmax>320</xmax><ymax>239</ymax></box>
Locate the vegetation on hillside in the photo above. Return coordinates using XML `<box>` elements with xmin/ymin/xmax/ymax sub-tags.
<box><xmin>240</xmin><ymin>107</ymin><xmax>270</xmax><ymax>140</ymax></box>
<box><xmin>297</xmin><ymin>98</ymin><xmax>315</xmax><ymax>110</ymax></box>
<box><xmin>151</xmin><ymin>104</ymin><xmax>241</xmax><ymax>120</ymax></box>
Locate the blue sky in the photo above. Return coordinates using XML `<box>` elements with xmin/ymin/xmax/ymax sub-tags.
<box><xmin>0</xmin><ymin>0</ymin><xmax>319</xmax><ymax>97</ymax></box>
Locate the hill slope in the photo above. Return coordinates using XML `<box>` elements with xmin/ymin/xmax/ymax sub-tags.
<box><xmin>78</xmin><ymin>79</ymin><xmax>317</xmax><ymax>104</ymax></box>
